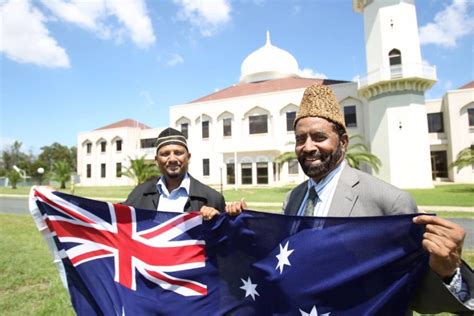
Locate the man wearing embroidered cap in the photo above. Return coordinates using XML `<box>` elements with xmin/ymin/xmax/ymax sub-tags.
<box><xmin>281</xmin><ymin>83</ymin><xmax>473</xmax><ymax>314</ymax></box>
<box><xmin>124</xmin><ymin>127</ymin><xmax>225</xmax><ymax>220</ymax></box>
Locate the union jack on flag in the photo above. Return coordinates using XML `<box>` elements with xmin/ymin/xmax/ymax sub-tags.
<box><xmin>30</xmin><ymin>187</ymin><xmax>429</xmax><ymax>316</ymax></box>
<box><xmin>31</xmin><ymin>186</ymin><xmax>207</xmax><ymax>296</ymax></box>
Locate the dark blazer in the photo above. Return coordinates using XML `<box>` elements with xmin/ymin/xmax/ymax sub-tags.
<box><xmin>283</xmin><ymin>165</ymin><xmax>474</xmax><ymax>314</ymax></box>
<box><xmin>124</xmin><ymin>174</ymin><xmax>226</xmax><ymax>213</ymax></box>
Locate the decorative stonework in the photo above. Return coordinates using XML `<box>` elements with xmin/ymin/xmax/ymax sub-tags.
<box><xmin>358</xmin><ymin>77</ymin><xmax>436</xmax><ymax>99</ymax></box>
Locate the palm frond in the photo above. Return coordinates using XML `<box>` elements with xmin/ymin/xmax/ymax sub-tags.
<box><xmin>449</xmin><ymin>147</ymin><xmax>474</xmax><ymax>171</ymax></box>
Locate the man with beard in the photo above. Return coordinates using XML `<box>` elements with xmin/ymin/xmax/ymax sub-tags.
<box><xmin>281</xmin><ymin>83</ymin><xmax>473</xmax><ymax>313</ymax></box>
<box><xmin>124</xmin><ymin>127</ymin><xmax>224</xmax><ymax>220</ymax></box>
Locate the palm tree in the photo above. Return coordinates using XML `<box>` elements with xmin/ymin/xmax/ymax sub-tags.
<box><xmin>450</xmin><ymin>146</ymin><xmax>474</xmax><ymax>171</ymax></box>
<box><xmin>274</xmin><ymin>151</ymin><xmax>297</xmax><ymax>165</ymax></box>
<box><xmin>345</xmin><ymin>135</ymin><xmax>381</xmax><ymax>172</ymax></box>
<box><xmin>52</xmin><ymin>160</ymin><xmax>72</xmax><ymax>189</ymax></box>
<box><xmin>123</xmin><ymin>155</ymin><xmax>160</xmax><ymax>185</ymax></box>
<box><xmin>7</xmin><ymin>169</ymin><xmax>21</xmax><ymax>189</ymax></box>
<box><xmin>273</xmin><ymin>134</ymin><xmax>381</xmax><ymax>173</ymax></box>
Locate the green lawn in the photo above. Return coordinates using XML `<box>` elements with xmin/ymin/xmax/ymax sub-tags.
<box><xmin>0</xmin><ymin>214</ymin><xmax>74</xmax><ymax>315</ymax></box>
<box><xmin>407</xmin><ymin>184</ymin><xmax>474</xmax><ymax>207</ymax></box>
<box><xmin>1</xmin><ymin>213</ymin><xmax>472</xmax><ymax>315</ymax></box>
<box><xmin>3</xmin><ymin>184</ymin><xmax>473</xmax><ymax>207</ymax></box>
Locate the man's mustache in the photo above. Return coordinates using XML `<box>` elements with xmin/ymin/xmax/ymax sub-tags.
<box><xmin>300</xmin><ymin>152</ymin><xmax>324</xmax><ymax>160</ymax></box>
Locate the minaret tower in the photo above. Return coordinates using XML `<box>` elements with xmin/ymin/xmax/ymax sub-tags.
<box><xmin>354</xmin><ymin>0</ymin><xmax>436</xmax><ymax>188</ymax></box>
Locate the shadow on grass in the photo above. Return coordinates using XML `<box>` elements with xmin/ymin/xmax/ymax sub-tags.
<box><xmin>443</xmin><ymin>187</ymin><xmax>474</xmax><ymax>194</ymax></box>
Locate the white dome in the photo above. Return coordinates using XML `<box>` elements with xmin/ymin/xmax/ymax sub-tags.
<box><xmin>240</xmin><ymin>32</ymin><xmax>300</xmax><ymax>83</ymax></box>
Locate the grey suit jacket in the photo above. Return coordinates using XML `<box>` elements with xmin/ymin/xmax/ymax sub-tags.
<box><xmin>283</xmin><ymin>165</ymin><xmax>474</xmax><ymax>314</ymax></box>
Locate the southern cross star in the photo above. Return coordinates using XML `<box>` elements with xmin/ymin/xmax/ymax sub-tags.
<box><xmin>276</xmin><ymin>241</ymin><xmax>294</xmax><ymax>274</ymax></box>
<box><xmin>299</xmin><ymin>305</ymin><xmax>330</xmax><ymax>316</ymax></box>
<box><xmin>240</xmin><ymin>277</ymin><xmax>259</xmax><ymax>301</ymax></box>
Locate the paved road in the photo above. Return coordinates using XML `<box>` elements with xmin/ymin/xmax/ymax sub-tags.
<box><xmin>1</xmin><ymin>196</ymin><xmax>473</xmax><ymax>249</ymax></box>
<box><xmin>0</xmin><ymin>196</ymin><xmax>29</xmax><ymax>215</ymax></box>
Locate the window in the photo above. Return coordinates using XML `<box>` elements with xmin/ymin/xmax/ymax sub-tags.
<box><xmin>140</xmin><ymin>138</ymin><xmax>156</xmax><ymax>148</ymax></box>
<box><xmin>101</xmin><ymin>163</ymin><xmax>106</xmax><ymax>178</ymax></box>
<box><xmin>249</xmin><ymin>115</ymin><xmax>268</xmax><ymax>134</ymax></box>
<box><xmin>468</xmin><ymin>108</ymin><xmax>474</xmax><ymax>127</ymax></box>
<box><xmin>116</xmin><ymin>162</ymin><xmax>122</xmax><ymax>178</ymax></box>
<box><xmin>257</xmin><ymin>162</ymin><xmax>268</xmax><ymax>184</ymax></box>
<box><xmin>286</xmin><ymin>112</ymin><xmax>296</xmax><ymax>131</ymax></box>
<box><xmin>344</xmin><ymin>105</ymin><xmax>357</xmax><ymax>128</ymax></box>
<box><xmin>203</xmin><ymin>159</ymin><xmax>210</xmax><ymax>176</ymax></box>
<box><xmin>389</xmin><ymin>49</ymin><xmax>402</xmax><ymax>66</ymax></box>
<box><xmin>288</xmin><ymin>159</ymin><xmax>299</xmax><ymax>175</ymax></box>
<box><xmin>202</xmin><ymin>121</ymin><xmax>209</xmax><ymax>139</ymax></box>
<box><xmin>427</xmin><ymin>112</ymin><xmax>444</xmax><ymax>133</ymax></box>
<box><xmin>116</xmin><ymin>140</ymin><xmax>122</xmax><ymax>151</ymax></box>
<box><xmin>223</xmin><ymin>118</ymin><xmax>232</xmax><ymax>137</ymax></box>
<box><xmin>226</xmin><ymin>163</ymin><xmax>235</xmax><ymax>185</ymax></box>
<box><xmin>431</xmin><ymin>151</ymin><xmax>448</xmax><ymax>179</ymax></box>
<box><xmin>100</xmin><ymin>141</ymin><xmax>106</xmax><ymax>152</ymax></box>
<box><xmin>86</xmin><ymin>143</ymin><xmax>92</xmax><ymax>154</ymax></box>
<box><xmin>181</xmin><ymin>123</ymin><xmax>189</xmax><ymax>139</ymax></box>
<box><xmin>86</xmin><ymin>164</ymin><xmax>91</xmax><ymax>178</ymax></box>
<box><xmin>241</xmin><ymin>163</ymin><xmax>252</xmax><ymax>184</ymax></box>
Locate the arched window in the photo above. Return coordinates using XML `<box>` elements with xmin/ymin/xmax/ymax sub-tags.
<box><xmin>389</xmin><ymin>49</ymin><xmax>402</xmax><ymax>66</ymax></box>
<box><xmin>175</xmin><ymin>116</ymin><xmax>191</xmax><ymax>139</ymax></box>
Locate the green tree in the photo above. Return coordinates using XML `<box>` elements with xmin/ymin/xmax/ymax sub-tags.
<box><xmin>7</xmin><ymin>169</ymin><xmax>21</xmax><ymax>189</ymax></box>
<box><xmin>37</xmin><ymin>143</ymin><xmax>77</xmax><ymax>175</ymax></box>
<box><xmin>1</xmin><ymin>141</ymin><xmax>33</xmax><ymax>175</ymax></box>
<box><xmin>123</xmin><ymin>155</ymin><xmax>160</xmax><ymax>185</ymax></box>
<box><xmin>450</xmin><ymin>146</ymin><xmax>474</xmax><ymax>172</ymax></box>
<box><xmin>274</xmin><ymin>151</ymin><xmax>297</xmax><ymax>175</ymax></box>
<box><xmin>345</xmin><ymin>135</ymin><xmax>381</xmax><ymax>172</ymax></box>
<box><xmin>52</xmin><ymin>160</ymin><xmax>72</xmax><ymax>189</ymax></box>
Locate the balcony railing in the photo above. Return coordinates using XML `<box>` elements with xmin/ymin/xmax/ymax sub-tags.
<box><xmin>358</xmin><ymin>63</ymin><xmax>437</xmax><ymax>88</ymax></box>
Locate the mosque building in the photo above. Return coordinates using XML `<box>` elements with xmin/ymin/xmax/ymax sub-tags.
<box><xmin>77</xmin><ymin>0</ymin><xmax>473</xmax><ymax>188</ymax></box>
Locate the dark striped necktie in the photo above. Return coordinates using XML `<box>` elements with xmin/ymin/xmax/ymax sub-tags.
<box><xmin>303</xmin><ymin>187</ymin><xmax>318</xmax><ymax>216</ymax></box>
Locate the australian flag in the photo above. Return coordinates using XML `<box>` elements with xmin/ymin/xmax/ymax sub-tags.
<box><xmin>29</xmin><ymin>186</ymin><xmax>429</xmax><ymax>315</ymax></box>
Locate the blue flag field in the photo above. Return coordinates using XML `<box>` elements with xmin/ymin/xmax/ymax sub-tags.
<box><xmin>29</xmin><ymin>186</ymin><xmax>429</xmax><ymax>315</ymax></box>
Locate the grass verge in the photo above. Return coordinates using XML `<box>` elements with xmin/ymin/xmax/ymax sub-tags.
<box><xmin>2</xmin><ymin>184</ymin><xmax>473</xmax><ymax>207</ymax></box>
<box><xmin>0</xmin><ymin>214</ymin><xmax>74</xmax><ymax>315</ymax></box>
<box><xmin>407</xmin><ymin>184</ymin><xmax>474</xmax><ymax>207</ymax></box>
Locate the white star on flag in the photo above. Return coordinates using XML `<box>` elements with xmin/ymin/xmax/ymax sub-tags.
<box><xmin>276</xmin><ymin>241</ymin><xmax>294</xmax><ymax>274</ymax></box>
<box><xmin>299</xmin><ymin>305</ymin><xmax>330</xmax><ymax>316</ymax></box>
<box><xmin>240</xmin><ymin>277</ymin><xmax>259</xmax><ymax>301</ymax></box>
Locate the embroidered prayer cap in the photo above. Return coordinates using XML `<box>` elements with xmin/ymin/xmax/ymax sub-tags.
<box><xmin>156</xmin><ymin>127</ymin><xmax>188</xmax><ymax>152</ymax></box>
<box><xmin>295</xmin><ymin>84</ymin><xmax>346</xmax><ymax>131</ymax></box>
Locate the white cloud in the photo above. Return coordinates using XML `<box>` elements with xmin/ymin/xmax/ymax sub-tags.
<box><xmin>443</xmin><ymin>79</ymin><xmax>453</xmax><ymax>90</ymax></box>
<box><xmin>139</xmin><ymin>90</ymin><xmax>155</xmax><ymax>106</ymax></box>
<box><xmin>41</xmin><ymin>0</ymin><xmax>156</xmax><ymax>48</ymax></box>
<box><xmin>165</xmin><ymin>53</ymin><xmax>184</xmax><ymax>66</ymax></box>
<box><xmin>1</xmin><ymin>0</ymin><xmax>155</xmax><ymax>68</ymax></box>
<box><xmin>0</xmin><ymin>0</ymin><xmax>70</xmax><ymax>68</ymax></box>
<box><xmin>419</xmin><ymin>0</ymin><xmax>474</xmax><ymax>48</ymax></box>
<box><xmin>299</xmin><ymin>67</ymin><xmax>327</xmax><ymax>79</ymax></box>
<box><xmin>104</xmin><ymin>0</ymin><xmax>155</xmax><ymax>48</ymax></box>
<box><xmin>174</xmin><ymin>0</ymin><xmax>231</xmax><ymax>37</ymax></box>
<box><xmin>291</xmin><ymin>5</ymin><xmax>301</xmax><ymax>16</ymax></box>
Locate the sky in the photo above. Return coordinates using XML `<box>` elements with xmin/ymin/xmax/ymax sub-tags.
<box><xmin>1</xmin><ymin>0</ymin><xmax>473</xmax><ymax>154</ymax></box>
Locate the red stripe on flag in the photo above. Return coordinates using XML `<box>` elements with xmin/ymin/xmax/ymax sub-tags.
<box><xmin>71</xmin><ymin>249</ymin><xmax>112</xmax><ymax>265</ymax></box>
<box><xmin>34</xmin><ymin>189</ymin><xmax>95</xmax><ymax>224</ymax></box>
<box><xmin>146</xmin><ymin>269</ymin><xmax>208</xmax><ymax>295</ymax></box>
<box><xmin>140</xmin><ymin>212</ymin><xmax>201</xmax><ymax>239</ymax></box>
